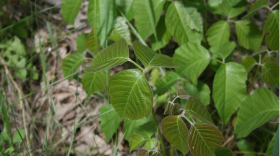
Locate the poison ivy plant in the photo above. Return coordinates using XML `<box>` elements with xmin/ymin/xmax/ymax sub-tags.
<box><xmin>61</xmin><ymin>0</ymin><xmax>83</xmax><ymax>25</ymax></box>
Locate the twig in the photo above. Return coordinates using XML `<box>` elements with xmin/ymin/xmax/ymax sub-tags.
<box><xmin>222</xmin><ymin>135</ymin><xmax>234</xmax><ymax>147</ymax></box>
<box><xmin>0</xmin><ymin>56</ymin><xmax>32</xmax><ymax>156</ymax></box>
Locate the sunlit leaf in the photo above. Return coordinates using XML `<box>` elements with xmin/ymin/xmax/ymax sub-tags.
<box><xmin>134</xmin><ymin>121</ymin><xmax>156</xmax><ymax>139</ymax></box>
<box><xmin>234</xmin><ymin>87</ymin><xmax>279</xmax><ymax>137</ymax></box>
<box><xmin>133</xmin><ymin>42</ymin><xmax>178</xmax><ymax>68</ymax></box>
<box><xmin>133</xmin><ymin>0</ymin><xmax>165</xmax><ymax>40</ymax></box>
<box><xmin>236</xmin><ymin>139</ymin><xmax>255</xmax><ymax>156</ymax></box>
<box><xmin>144</xmin><ymin>138</ymin><xmax>158</xmax><ymax>150</ymax></box>
<box><xmin>99</xmin><ymin>104</ymin><xmax>123</xmax><ymax>142</ymax></box>
<box><xmin>116</xmin><ymin>0</ymin><xmax>135</xmax><ymax>21</ymax></box>
<box><xmin>62</xmin><ymin>53</ymin><xmax>85</xmax><ymax>81</ymax></box>
<box><xmin>61</xmin><ymin>0</ymin><xmax>83</xmax><ymax>24</ymax></box>
<box><xmin>188</xmin><ymin>123</ymin><xmax>223</xmax><ymax>156</ymax></box>
<box><xmin>165</xmin><ymin>1</ymin><xmax>203</xmax><ymax>45</ymax></box>
<box><xmin>150</xmin><ymin>16</ymin><xmax>171</xmax><ymax>51</ymax></box>
<box><xmin>174</xmin><ymin>42</ymin><xmax>210</xmax><ymax>86</ymax></box>
<box><xmin>124</xmin><ymin>115</ymin><xmax>153</xmax><ymax>140</ymax></box>
<box><xmin>213</xmin><ymin>62</ymin><xmax>247</xmax><ymax>123</ymax></box>
<box><xmin>86</xmin><ymin>30</ymin><xmax>100</xmax><ymax>54</ymax></box>
<box><xmin>76</xmin><ymin>33</ymin><xmax>87</xmax><ymax>53</ymax></box>
<box><xmin>215</xmin><ymin>147</ymin><xmax>235</xmax><ymax>156</ymax></box>
<box><xmin>184</xmin><ymin>81</ymin><xmax>211</xmax><ymax>105</ymax></box>
<box><xmin>263</xmin><ymin>10</ymin><xmax>279</xmax><ymax>50</ymax></box>
<box><xmin>236</xmin><ymin>20</ymin><xmax>262</xmax><ymax>51</ymax></box>
<box><xmin>162</xmin><ymin>116</ymin><xmax>189</xmax><ymax>155</ymax></box>
<box><xmin>84</xmin><ymin>38</ymin><xmax>129</xmax><ymax>72</ymax></box>
<box><xmin>87</xmin><ymin>0</ymin><xmax>116</xmax><ymax>46</ymax></box>
<box><xmin>129</xmin><ymin>134</ymin><xmax>146</xmax><ymax>151</ymax></box>
<box><xmin>214</xmin><ymin>41</ymin><xmax>236</xmax><ymax>59</ymax></box>
<box><xmin>109</xmin><ymin>17</ymin><xmax>132</xmax><ymax>45</ymax></box>
<box><xmin>219</xmin><ymin>0</ymin><xmax>244</xmax><ymax>18</ymax></box>
<box><xmin>206</xmin><ymin>21</ymin><xmax>229</xmax><ymax>53</ymax></box>
<box><xmin>109</xmin><ymin>69</ymin><xmax>153</xmax><ymax>120</ymax></box>
<box><xmin>82</xmin><ymin>70</ymin><xmax>108</xmax><ymax>95</ymax></box>
<box><xmin>185</xmin><ymin>7</ymin><xmax>204</xmax><ymax>32</ymax></box>
<box><xmin>241</xmin><ymin>56</ymin><xmax>257</xmax><ymax>73</ymax></box>
<box><xmin>154</xmin><ymin>71</ymin><xmax>180</xmax><ymax>95</ymax></box>
<box><xmin>13</xmin><ymin>129</ymin><xmax>25</xmax><ymax>143</ymax></box>
<box><xmin>261</xmin><ymin>60</ymin><xmax>279</xmax><ymax>87</ymax></box>
<box><xmin>242</xmin><ymin>0</ymin><xmax>269</xmax><ymax>19</ymax></box>
<box><xmin>176</xmin><ymin>88</ymin><xmax>190</xmax><ymax>99</ymax></box>
<box><xmin>185</xmin><ymin>97</ymin><xmax>214</xmax><ymax>125</ymax></box>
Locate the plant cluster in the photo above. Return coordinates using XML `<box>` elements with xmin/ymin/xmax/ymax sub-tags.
<box><xmin>59</xmin><ymin>0</ymin><xmax>278</xmax><ymax>155</ymax></box>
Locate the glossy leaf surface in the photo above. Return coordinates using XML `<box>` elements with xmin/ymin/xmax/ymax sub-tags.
<box><xmin>185</xmin><ymin>97</ymin><xmax>214</xmax><ymax>125</ymax></box>
<box><xmin>144</xmin><ymin>138</ymin><xmax>158</xmax><ymax>150</ymax></box>
<box><xmin>174</xmin><ymin>42</ymin><xmax>210</xmax><ymax>86</ymax></box>
<box><xmin>82</xmin><ymin>70</ymin><xmax>108</xmax><ymax>95</ymax></box>
<box><xmin>133</xmin><ymin>42</ymin><xmax>178</xmax><ymax>68</ymax></box>
<box><xmin>162</xmin><ymin>116</ymin><xmax>189</xmax><ymax>155</ymax></box>
<box><xmin>263</xmin><ymin>10</ymin><xmax>279</xmax><ymax>50</ymax></box>
<box><xmin>109</xmin><ymin>69</ymin><xmax>153</xmax><ymax>120</ymax></box>
<box><xmin>214</xmin><ymin>41</ymin><xmax>236</xmax><ymax>59</ymax></box>
<box><xmin>84</xmin><ymin>38</ymin><xmax>129</xmax><ymax>72</ymax></box>
<box><xmin>213</xmin><ymin>62</ymin><xmax>247</xmax><ymax>123</ymax></box>
<box><xmin>109</xmin><ymin>17</ymin><xmax>132</xmax><ymax>45</ymax></box>
<box><xmin>234</xmin><ymin>87</ymin><xmax>279</xmax><ymax>137</ymax></box>
<box><xmin>206</xmin><ymin>21</ymin><xmax>230</xmax><ymax>52</ymax></box>
<box><xmin>188</xmin><ymin>123</ymin><xmax>223</xmax><ymax>156</ymax></box>
<box><xmin>129</xmin><ymin>134</ymin><xmax>145</xmax><ymax>151</ymax></box>
<box><xmin>165</xmin><ymin>1</ymin><xmax>202</xmax><ymax>45</ymax></box>
<box><xmin>99</xmin><ymin>104</ymin><xmax>123</xmax><ymax>142</ymax></box>
<box><xmin>61</xmin><ymin>0</ymin><xmax>83</xmax><ymax>24</ymax></box>
<box><xmin>62</xmin><ymin>53</ymin><xmax>85</xmax><ymax>81</ymax></box>
<box><xmin>236</xmin><ymin>20</ymin><xmax>262</xmax><ymax>51</ymax></box>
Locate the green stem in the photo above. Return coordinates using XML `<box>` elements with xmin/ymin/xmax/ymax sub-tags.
<box><xmin>170</xmin><ymin>146</ymin><xmax>174</xmax><ymax>156</ymax></box>
<box><xmin>151</xmin><ymin>109</ymin><xmax>167</xmax><ymax>156</ymax></box>
<box><xmin>128</xmin><ymin>59</ymin><xmax>145</xmax><ymax>71</ymax></box>
<box><xmin>271</xmin><ymin>2</ymin><xmax>279</xmax><ymax>10</ymax></box>
<box><xmin>209</xmin><ymin>57</ymin><xmax>224</xmax><ymax>64</ymax></box>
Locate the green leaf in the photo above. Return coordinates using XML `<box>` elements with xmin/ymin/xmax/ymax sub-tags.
<box><xmin>266</xmin><ymin>130</ymin><xmax>277</xmax><ymax>156</ymax></box>
<box><xmin>185</xmin><ymin>97</ymin><xmax>214</xmax><ymax>125</ymax></box>
<box><xmin>219</xmin><ymin>0</ymin><xmax>244</xmax><ymax>18</ymax></box>
<box><xmin>241</xmin><ymin>56</ymin><xmax>257</xmax><ymax>73</ymax></box>
<box><xmin>214</xmin><ymin>41</ymin><xmax>236</xmax><ymax>59</ymax></box>
<box><xmin>62</xmin><ymin>53</ymin><xmax>85</xmax><ymax>81</ymax></box>
<box><xmin>116</xmin><ymin>0</ymin><xmax>135</xmax><ymax>21</ymax></box>
<box><xmin>1</xmin><ymin>95</ymin><xmax>11</xmax><ymax>136</ymax></box>
<box><xmin>162</xmin><ymin>116</ymin><xmax>189</xmax><ymax>155</ymax></box>
<box><xmin>184</xmin><ymin>81</ymin><xmax>211</xmax><ymax>105</ymax></box>
<box><xmin>185</xmin><ymin>7</ymin><xmax>204</xmax><ymax>32</ymax></box>
<box><xmin>236</xmin><ymin>20</ymin><xmax>262</xmax><ymax>51</ymax></box>
<box><xmin>13</xmin><ymin>129</ymin><xmax>25</xmax><ymax>143</ymax></box>
<box><xmin>154</xmin><ymin>71</ymin><xmax>180</xmax><ymax>95</ymax></box>
<box><xmin>61</xmin><ymin>0</ymin><xmax>83</xmax><ymax>24</ymax></box>
<box><xmin>138</xmin><ymin>149</ymin><xmax>149</xmax><ymax>156</ymax></box>
<box><xmin>123</xmin><ymin>115</ymin><xmax>153</xmax><ymax>140</ymax></box>
<box><xmin>261</xmin><ymin>60</ymin><xmax>279</xmax><ymax>87</ymax></box>
<box><xmin>133</xmin><ymin>0</ymin><xmax>165</xmax><ymax>40</ymax></box>
<box><xmin>165</xmin><ymin>1</ymin><xmax>203</xmax><ymax>45</ymax></box>
<box><xmin>150</xmin><ymin>16</ymin><xmax>171</xmax><ymax>51</ymax></box>
<box><xmin>134</xmin><ymin>121</ymin><xmax>156</xmax><ymax>139</ymax></box>
<box><xmin>151</xmin><ymin>68</ymin><xmax>160</xmax><ymax>86</ymax></box>
<box><xmin>188</xmin><ymin>123</ymin><xmax>223</xmax><ymax>156</ymax></box>
<box><xmin>76</xmin><ymin>33</ymin><xmax>87</xmax><ymax>53</ymax></box>
<box><xmin>109</xmin><ymin>17</ymin><xmax>132</xmax><ymax>45</ymax></box>
<box><xmin>129</xmin><ymin>134</ymin><xmax>146</xmax><ymax>151</ymax></box>
<box><xmin>0</xmin><ymin>132</ymin><xmax>11</xmax><ymax>145</ymax></box>
<box><xmin>4</xmin><ymin>147</ymin><xmax>14</xmax><ymax>154</ymax></box>
<box><xmin>174</xmin><ymin>42</ymin><xmax>210</xmax><ymax>86</ymax></box>
<box><xmin>208</xmin><ymin>0</ymin><xmax>223</xmax><ymax>6</ymax></box>
<box><xmin>215</xmin><ymin>147</ymin><xmax>235</xmax><ymax>156</ymax></box>
<box><xmin>176</xmin><ymin>88</ymin><xmax>190</xmax><ymax>99</ymax></box>
<box><xmin>236</xmin><ymin>139</ymin><xmax>255</xmax><ymax>156</ymax></box>
<box><xmin>144</xmin><ymin>138</ymin><xmax>158</xmax><ymax>150</ymax></box>
<box><xmin>109</xmin><ymin>69</ymin><xmax>153</xmax><ymax>120</ymax></box>
<box><xmin>82</xmin><ymin>70</ymin><xmax>108</xmax><ymax>95</ymax></box>
<box><xmin>242</xmin><ymin>0</ymin><xmax>269</xmax><ymax>19</ymax></box>
<box><xmin>171</xmin><ymin>103</ymin><xmax>183</xmax><ymax>115</ymax></box>
<box><xmin>99</xmin><ymin>104</ymin><xmax>123</xmax><ymax>142</ymax></box>
<box><xmin>263</xmin><ymin>10</ymin><xmax>279</xmax><ymax>50</ymax></box>
<box><xmin>84</xmin><ymin>38</ymin><xmax>129</xmax><ymax>72</ymax></box>
<box><xmin>182</xmin><ymin>0</ymin><xmax>206</xmax><ymax>13</ymax></box>
<box><xmin>234</xmin><ymin>87</ymin><xmax>279</xmax><ymax>137</ymax></box>
<box><xmin>86</xmin><ymin>30</ymin><xmax>100</xmax><ymax>54</ymax></box>
<box><xmin>133</xmin><ymin>41</ymin><xmax>178</xmax><ymax>68</ymax></box>
<box><xmin>87</xmin><ymin>0</ymin><xmax>116</xmax><ymax>47</ymax></box>
<box><xmin>206</xmin><ymin>21</ymin><xmax>230</xmax><ymax>53</ymax></box>
<box><xmin>213</xmin><ymin>62</ymin><xmax>247</xmax><ymax>123</ymax></box>
<box><xmin>272</xmin><ymin>127</ymin><xmax>279</xmax><ymax>156</ymax></box>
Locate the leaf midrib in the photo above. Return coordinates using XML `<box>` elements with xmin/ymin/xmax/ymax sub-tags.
<box><xmin>193</xmin><ymin>125</ymin><xmax>215</xmax><ymax>155</ymax></box>
<box><xmin>179</xmin><ymin>57</ymin><xmax>209</xmax><ymax>75</ymax></box>
<box><xmin>68</xmin><ymin>0</ymin><xmax>82</xmax><ymax>23</ymax></box>
<box><xmin>66</xmin><ymin>57</ymin><xmax>85</xmax><ymax>76</ymax></box>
